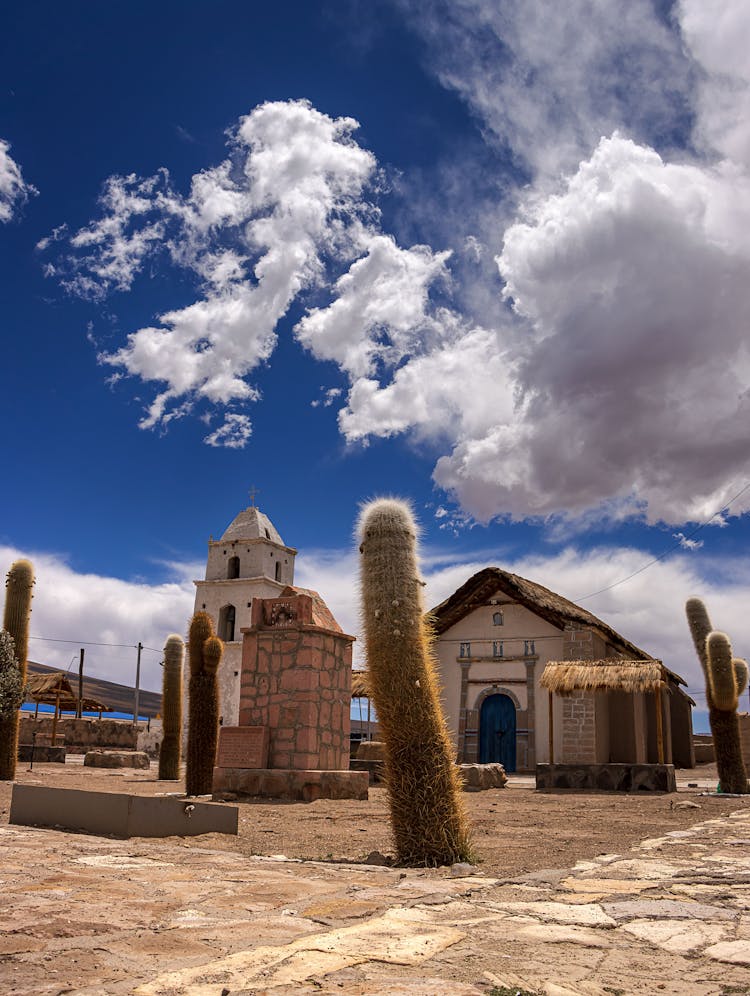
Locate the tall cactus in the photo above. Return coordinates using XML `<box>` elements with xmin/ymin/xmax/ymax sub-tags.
<box><xmin>158</xmin><ymin>634</ymin><xmax>184</xmax><ymax>780</ymax></box>
<box><xmin>686</xmin><ymin>598</ymin><xmax>748</xmax><ymax>794</ymax></box>
<box><xmin>0</xmin><ymin>560</ymin><xmax>34</xmax><ymax>780</ymax></box>
<box><xmin>359</xmin><ymin>498</ymin><xmax>473</xmax><ymax>866</ymax></box>
<box><xmin>185</xmin><ymin>612</ymin><xmax>223</xmax><ymax>795</ymax></box>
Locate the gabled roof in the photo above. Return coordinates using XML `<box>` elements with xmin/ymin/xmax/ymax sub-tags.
<box><xmin>429</xmin><ymin>567</ymin><xmax>686</xmax><ymax>687</ymax></box>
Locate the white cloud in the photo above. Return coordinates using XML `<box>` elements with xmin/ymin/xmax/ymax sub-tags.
<box><xmin>446</xmin><ymin>132</ymin><xmax>750</xmax><ymax>525</ymax></box>
<box><xmin>48</xmin><ymin>100</ymin><xmax>378</xmax><ymax>433</ymax></box>
<box><xmin>0</xmin><ymin>139</ymin><xmax>37</xmax><ymax>223</ymax></box>
<box><xmin>295</xmin><ymin>235</ymin><xmax>451</xmax><ymax>378</ymax></box>
<box><xmin>673</xmin><ymin>533</ymin><xmax>704</xmax><ymax>552</ymax></box>
<box><xmin>0</xmin><ymin>545</ymin><xmax>195</xmax><ymax>694</ymax></box>
<box><xmin>679</xmin><ymin>0</ymin><xmax>750</xmax><ymax>166</ymax></box>
<box><xmin>399</xmin><ymin>0</ymin><xmax>693</xmax><ymax>179</ymax></box>
<box><xmin>203</xmin><ymin>413</ymin><xmax>253</xmax><ymax>449</ymax></box>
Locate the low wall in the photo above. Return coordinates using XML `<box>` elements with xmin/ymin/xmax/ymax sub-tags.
<box><xmin>19</xmin><ymin>716</ymin><xmax>138</xmax><ymax>753</ymax></box>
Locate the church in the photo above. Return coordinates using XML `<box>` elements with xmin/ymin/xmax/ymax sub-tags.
<box><xmin>191</xmin><ymin>499</ymin><xmax>297</xmax><ymax>727</ymax></box>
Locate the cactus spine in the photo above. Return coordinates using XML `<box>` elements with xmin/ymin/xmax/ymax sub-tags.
<box><xmin>359</xmin><ymin>498</ymin><xmax>473</xmax><ymax>866</ymax></box>
<box><xmin>686</xmin><ymin>598</ymin><xmax>748</xmax><ymax>794</ymax></box>
<box><xmin>185</xmin><ymin>612</ymin><xmax>223</xmax><ymax>795</ymax></box>
<box><xmin>158</xmin><ymin>634</ymin><xmax>184</xmax><ymax>780</ymax></box>
<box><xmin>0</xmin><ymin>560</ymin><xmax>34</xmax><ymax>780</ymax></box>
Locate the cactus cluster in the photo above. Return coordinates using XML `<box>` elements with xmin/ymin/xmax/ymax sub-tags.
<box><xmin>358</xmin><ymin>498</ymin><xmax>473</xmax><ymax>866</ymax></box>
<box><xmin>185</xmin><ymin>612</ymin><xmax>223</xmax><ymax>796</ymax></box>
<box><xmin>0</xmin><ymin>559</ymin><xmax>34</xmax><ymax>780</ymax></box>
<box><xmin>686</xmin><ymin>597</ymin><xmax>748</xmax><ymax>794</ymax></box>
<box><xmin>158</xmin><ymin>633</ymin><xmax>184</xmax><ymax>780</ymax></box>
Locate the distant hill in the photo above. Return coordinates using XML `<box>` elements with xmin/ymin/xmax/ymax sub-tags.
<box><xmin>26</xmin><ymin>661</ymin><xmax>162</xmax><ymax>718</ymax></box>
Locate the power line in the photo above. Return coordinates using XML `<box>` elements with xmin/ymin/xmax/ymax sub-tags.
<box><xmin>29</xmin><ymin>635</ymin><xmax>162</xmax><ymax>654</ymax></box>
<box><xmin>575</xmin><ymin>480</ymin><xmax>750</xmax><ymax>602</ymax></box>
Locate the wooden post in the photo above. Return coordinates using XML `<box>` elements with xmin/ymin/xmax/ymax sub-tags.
<box><xmin>655</xmin><ymin>686</ymin><xmax>664</xmax><ymax>764</ymax></box>
<box><xmin>548</xmin><ymin>690</ymin><xmax>554</xmax><ymax>764</ymax></box>
<box><xmin>51</xmin><ymin>688</ymin><xmax>60</xmax><ymax>745</ymax></box>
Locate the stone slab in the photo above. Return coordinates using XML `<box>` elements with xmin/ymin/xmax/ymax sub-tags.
<box><xmin>84</xmin><ymin>750</ymin><xmax>150</xmax><ymax>769</ymax></box>
<box><xmin>536</xmin><ymin>762</ymin><xmax>677</xmax><ymax>793</ymax></box>
<box><xmin>213</xmin><ymin>766</ymin><xmax>369</xmax><ymax>801</ymax></box>
<box><xmin>9</xmin><ymin>784</ymin><xmax>238</xmax><ymax>838</ymax></box>
<box><xmin>217</xmin><ymin>725</ymin><xmax>269</xmax><ymax>768</ymax></box>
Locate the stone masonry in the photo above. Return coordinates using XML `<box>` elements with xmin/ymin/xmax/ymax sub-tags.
<box><xmin>238</xmin><ymin>587</ymin><xmax>354</xmax><ymax>771</ymax></box>
<box><xmin>561</xmin><ymin>691</ymin><xmax>597</xmax><ymax>764</ymax></box>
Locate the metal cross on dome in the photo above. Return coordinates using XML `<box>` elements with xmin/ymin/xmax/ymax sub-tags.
<box><xmin>248</xmin><ymin>485</ymin><xmax>260</xmax><ymax>507</ymax></box>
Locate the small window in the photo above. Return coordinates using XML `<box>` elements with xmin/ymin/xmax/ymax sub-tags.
<box><xmin>265</xmin><ymin>528</ymin><xmax>270</xmax><ymax>539</ymax></box>
<box><xmin>493</xmin><ymin>611</ymin><xmax>503</xmax><ymax>626</ymax></box>
<box><xmin>227</xmin><ymin>556</ymin><xmax>240</xmax><ymax>579</ymax></box>
<box><xmin>493</xmin><ymin>641</ymin><xmax>503</xmax><ymax>658</ymax></box>
<box><xmin>459</xmin><ymin>642</ymin><xmax>471</xmax><ymax>658</ymax></box>
<box><xmin>524</xmin><ymin>640</ymin><xmax>536</xmax><ymax>656</ymax></box>
<box><xmin>275</xmin><ymin>561</ymin><xmax>281</xmax><ymax>582</ymax></box>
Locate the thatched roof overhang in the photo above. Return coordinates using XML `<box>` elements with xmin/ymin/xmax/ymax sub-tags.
<box><xmin>351</xmin><ymin>670</ymin><xmax>370</xmax><ymax>699</ymax></box>
<box><xmin>25</xmin><ymin>671</ymin><xmax>112</xmax><ymax>713</ymax></box>
<box><xmin>540</xmin><ymin>659</ymin><xmax>669</xmax><ymax>697</ymax></box>
<box><xmin>429</xmin><ymin>567</ymin><xmax>688</xmax><ymax>688</ymax></box>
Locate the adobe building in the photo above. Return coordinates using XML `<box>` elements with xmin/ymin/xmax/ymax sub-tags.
<box><xmin>431</xmin><ymin>568</ymin><xmax>694</xmax><ymax>776</ymax></box>
<box><xmin>190</xmin><ymin>501</ymin><xmax>297</xmax><ymax>727</ymax></box>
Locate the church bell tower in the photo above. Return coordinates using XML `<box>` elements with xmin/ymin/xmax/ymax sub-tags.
<box><xmin>192</xmin><ymin>496</ymin><xmax>297</xmax><ymax>726</ymax></box>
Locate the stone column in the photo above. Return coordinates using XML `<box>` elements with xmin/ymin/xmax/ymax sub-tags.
<box><xmin>525</xmin><ymin>659</ymin><xmax>536</xmax><ymax>768</ymax></box>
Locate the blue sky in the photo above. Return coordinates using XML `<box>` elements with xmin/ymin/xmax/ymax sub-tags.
<box><xmin>2</xmin><ymin>1</ymin><xmax>749</xmax><ymax>731</ymax></box>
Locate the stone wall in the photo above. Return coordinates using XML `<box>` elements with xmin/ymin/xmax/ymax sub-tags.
<box><xmin>561</xmin><ymin>692</ymin><xmax>597</xmax><ymax>763</ymax></box>
<box><xmin>19</xmin><ymin>716</ymin><xmax>138</xmax><ymax>752</ymax></box>
<box><xmin>238</xmin><ymin>592</ymin><xmax>354</xmax><ymax>771</ymax></box>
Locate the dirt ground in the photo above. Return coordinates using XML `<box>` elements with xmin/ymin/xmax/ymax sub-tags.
<box><xmin>1</xmin><ymin>759</ymin><xmax>744</xmax><ymax>876</ymax></box>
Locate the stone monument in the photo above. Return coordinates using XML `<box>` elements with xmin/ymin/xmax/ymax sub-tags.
<box><xmin>212</xmin><ymin>586</ymin><xmax>368</xmax><ymax>801</ymax></box>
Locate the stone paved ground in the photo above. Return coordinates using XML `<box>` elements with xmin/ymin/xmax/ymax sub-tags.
<box><xmin>2</xmin><ymin>798</ymin><xmax>750</xmax><ymax>995</ymax></box>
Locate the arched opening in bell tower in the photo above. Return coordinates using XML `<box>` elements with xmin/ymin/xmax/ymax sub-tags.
<box><xmin>218</xmin><ymin>604</ymin><xmax>236</xmax><ymax>642</ymax></box>
<box><xmin>227</xmin><ymin>556</ymin><xmax>240</xmax><ymax>579</ymax></box>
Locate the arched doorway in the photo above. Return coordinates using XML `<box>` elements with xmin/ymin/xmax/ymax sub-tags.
<box><xmin>479</xmin><ymin>693</ymin><xmax>517</xmax><ymax>770</ymax></box>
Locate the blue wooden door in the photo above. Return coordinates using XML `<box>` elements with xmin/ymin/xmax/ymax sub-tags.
<box><xmin>479</xmin><ymin>694</ymin><xmax>517</xmax><ymax>771</ymax></box>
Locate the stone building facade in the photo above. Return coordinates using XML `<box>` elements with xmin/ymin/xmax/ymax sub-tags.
<box><xmin>431</xmin><ymin>568</ymin><xmax>694</xmax><ymax>773</ymax></box>
<box><xmin>191</xmin><ymin>503</ymin><xmax>297</xmax><ymax>727</ymax></box>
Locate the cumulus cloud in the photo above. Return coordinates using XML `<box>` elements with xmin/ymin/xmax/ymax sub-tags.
<box><xmin>337</xmin><ymin>2</ymin><xmax>750</xmax><ymax>528</ymax></box>
<box><xmin>0</xmin><ymin>139</ymin><xmax>37</xmax><ymax>223</ymax></box>
<box><xmin>0</xmin><ymin>545</ymin><xmax>196</xmax><ymax>694</ymax></box>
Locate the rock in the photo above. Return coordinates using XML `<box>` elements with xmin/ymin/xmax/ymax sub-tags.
<box><xmin>364</xmin><ymin>850</ymin><xmax>391</xmax><ymax>866</ymax></box>
<box><xmin>458</xmin><ymin>763</ymin><xmax>507</xmax><ymax>790</ymax></box>
<box><xmin>83</xmin><ymin>750</ymin><xmax>150</xmax><ymax>769</ymax></box>
<box><xmin>671</xmin><ymin>800</ymin><xmax>701</xmax><ymax>810</ymax></box>
<box><xmin>450</xmin><ymin>862</ymin><xmax>475</xmax><ymax>877</ymax></box>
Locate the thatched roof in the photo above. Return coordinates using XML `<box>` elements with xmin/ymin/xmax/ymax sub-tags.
<box><xmin>26</xmin><ymin>661</ymin><xmax>162</xmax><ymax>717</ymax></box>
<box><xmin>26</xmin><ymin>671</ymin><xmax>112</xmax><ymax>713</ymax></box>
<box><xmin>429</xmin><ymin>567</ymin><xmax>687</xmax><ymax>687</ymax></box>
<box><xmin>540</xmin><ymin>659</ymin><xmax>668</xmax><ymax>696</ymax></box>
<box><xmin>351</xmin><ymin>670</ymin><xmax>370</xmax><ymax>699</ymax></box>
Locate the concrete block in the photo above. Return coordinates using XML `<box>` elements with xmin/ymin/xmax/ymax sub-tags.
<box><xmin>9</xmin><ymin>784</ymin><xmax>238</xmax><ymax>838</ymax></box>
<box><xmin>213</xmin><ymin>767</ymin><xmax>369</xmax><ymax>802</ymax></box>
<box><xmin>18</xmin><ymin>745</ymin><xmax>66</xmax><ymax>763</ymax></box>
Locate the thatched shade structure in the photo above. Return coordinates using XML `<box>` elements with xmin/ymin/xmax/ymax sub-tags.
<box><xmin>540</xmin><ymin>660</ymin><xmax>668</xmax><ymax>696</ymax></box>
<box><xmin>541</xmin><ymin>659</ymin><xmax>669</xmax><ymax>765</ymax></box>
<box><xmin>25</xmin><ymin>672</ymin><xmax>112</xmax><ymax>745</ymax></box>
<box><xmin>351</xmin><ymin>670</ymin><xmax>370</xmax><ymax>699</ymax></box>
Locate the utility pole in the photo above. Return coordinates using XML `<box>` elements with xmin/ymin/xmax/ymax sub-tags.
<box><xmin>76</xmin><ymin>648</ymin><xmax>85</xmax><ymax>719</ymax></box>
<box><xmin>133</xmin><ymin>642</ymin><xmax>142</xmax><ymax>727</ymax></box>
